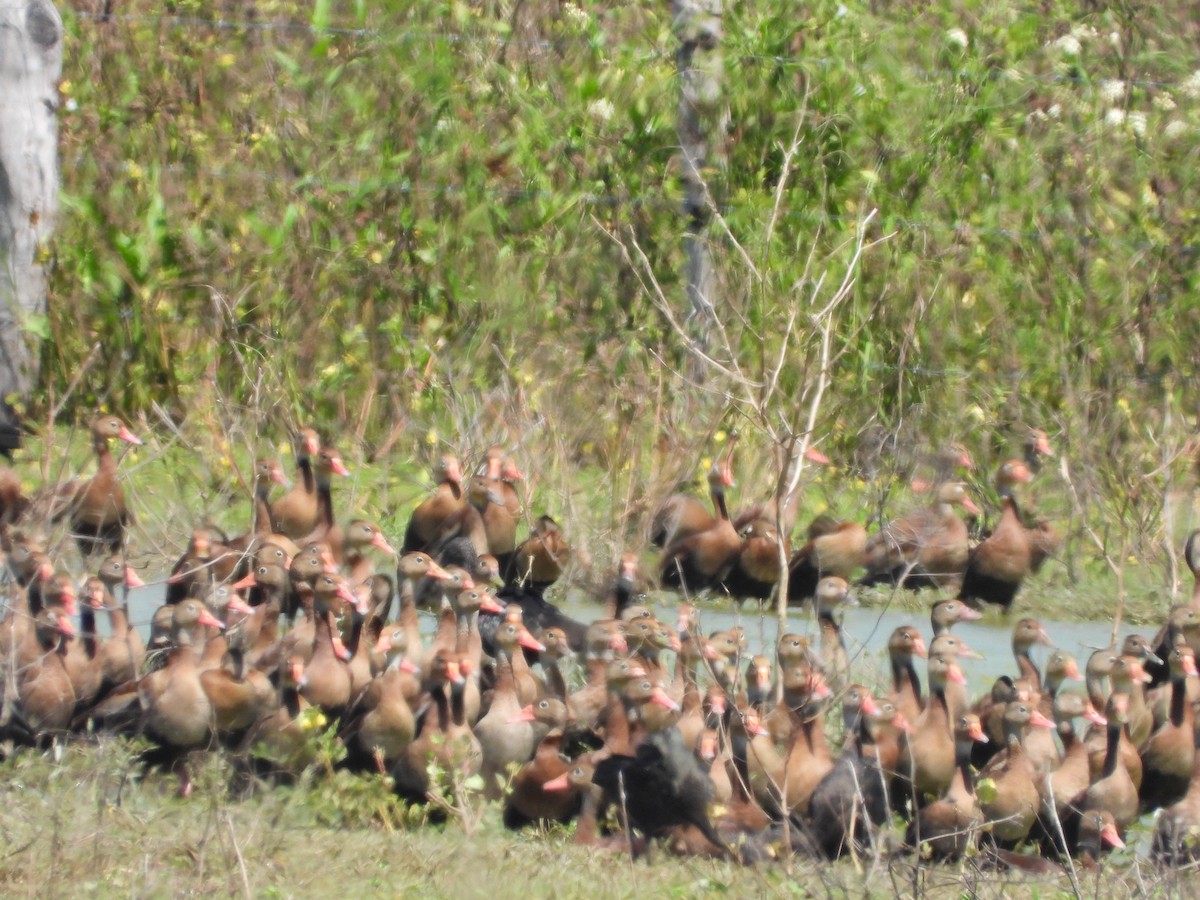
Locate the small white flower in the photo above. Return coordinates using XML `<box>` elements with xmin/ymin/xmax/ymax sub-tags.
<box><xmin>588</xmin><ymin>98</ymin><xmax>615</xmax><ymax>122</ymax></box>
<box><xmin>946</xmin><ymin>28</ymin><xmax>969</xmax><ymax>49</ymax></box>
<box><xmin>64</xmin><ymin>98</ymin><xmax>77</xmax><ymax>112</ymax></box>
<box><xmin>1047</xmin><ymin>103</ymin><xmax>1062</xmax><ymax>119</ymax></box>
<box><xmin>1104</xmin><ymin>108</ymin><xmax>1127</xmax><ymax>128</ymax></box>
<box><xmin>1154</xmin><ymin>93</ymin><xmax>1177</xmax><ymax>111</ymax></box>
<box><xmin>1127</xmin><ymin>111</ymin><xmax>1146</xmax><ymax>136</ymax></box>
<box><xmin>562</xmin><ymin>2</ymin><xmax>589</xmax><ymax>26</ymax></box>
<box><xmin>1053</xmin><ymin>34</ymin><xmax>1081</xmax><ymax>56</ymax></box>
<box><xmin>1100</xmin><ymin>79</ymin><xmax>1126</xmax><ymax>102</ymax></box>
<box><xmin>435</xmin><ymin>118</ymin><xmax>451</xmax><ymax>132</ymax></box>
<box><xmin>1027</xmin><ymin>108</ymin><xmax>1048</xmax><ymax>124</ymax></box>
<box><xmin>1071</xmin><ymin>24</ymin><xmax>1098</xmax><ymax>41</ymax></box>
<box><xmin>1165</xmin><ymin>119</ymin><xmax>1189</xmax><ymax>139</ymax></box>
<box><xmin>1108</xmin><ymin>31</ymin><xmax>1122</xmax><ymax>49</ymax></box>
<box><xmin>1182</xmin><ymin>70</ymin><xmax>1200</xmax><ymax>99</ymax></box>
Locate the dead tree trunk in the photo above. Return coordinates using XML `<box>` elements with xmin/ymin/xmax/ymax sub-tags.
<box><xmin>0</xmin><ymin>0</ymin><xmax>62</xmax><ymax>453</ymax></box>
<box><xmin>672</xmin><ymin>0</ymin><xmax>726</xmax><ymax>377</ymax></box>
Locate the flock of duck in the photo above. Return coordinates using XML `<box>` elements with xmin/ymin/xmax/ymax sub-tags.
<box><xmin>3</xmin><ymin>415</ymin><xmax>1200</xmax><ymax>873</ymax></box>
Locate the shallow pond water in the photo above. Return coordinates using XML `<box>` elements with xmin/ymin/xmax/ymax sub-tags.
<box><xmin>72</xmin><ymin>580</ymin><xmax>1146</xmax><ymax>701</ymax></box>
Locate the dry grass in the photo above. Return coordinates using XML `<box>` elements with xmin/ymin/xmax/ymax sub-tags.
<box><xmin>0</xmin><ymin>739</ymin><xmax>1194</xmax><ymax>899</ymax></box>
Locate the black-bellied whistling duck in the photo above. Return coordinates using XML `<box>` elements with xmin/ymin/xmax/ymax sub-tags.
<box><xmin>604</xmin><ymin>552</ymin><xmax>642</xmax><ymax>619</ymax></box>
<box><xmin>64</xmin><ymin>578</ymin><xmax>104</xmax><ymax>714</ymax></box>
<box><xmin>294</xmin><ymin>445</ymin><xmax>351</xmax><ymax>556</ymax></box>
<box><xmin>1074</xmin><ymin>810</ymin><xmax>1125</xmax><ymax>871</ymax></box>
<box><xmin>507</xmin><ymin>515</ymin><xmax>571</xmax><ymax>593</ymax></box>
<box><xmin>958</xmin><ymin>460</ymin><xmax>1036</xmax><ymax>610</ymax></box>
<box><xmin>349</xmin><ymin>648</ymin><xmax>420</xmax><ymax>773</ymax></box>
<box><xmin>501</xmin><ymin>699</ymin><xmax>577</xmax><ymax>830</ymax></box>
<box><xmin>897</xmin><ymin>654</ymin><xmax>967</xmax><ymax>807</ymax></box>
<box><xmin>720</xmin><ymin>518</ymin><xmax>787</xmax><ymax>605</ymax></box>
<box><xmin>341</xmin><ymin>519</ymin><xmax>397</xmax><ymax>593</ymax></box>
<box><xmin>977</xmin><ymin>701</ymin><xmax>1055</xmax><ymax>847</ymax></box>
<box><xmin>475</xmin><ymin>645</ymin><xmax>549</xmax><ymax>799</ymax></box>
<box><xmin>787</xmin><ymin>520</ymin><xmax>868</xmax><ymax>605</ymax></box>
<box><xmin>270</xmin><ymin>428</ymin><xmax>323</xmax><ymax>541</ymax></box>
<box><xmin>59</xmin><ymin>414</ymin><xmax>142</xmax><ymax>557</ymax></box>
<box><xmin>544</xmin><ymin>759</ymin><xmax>641</xmax><ymax>853</ymax></box>
<box><xmin>200</xmin><ymin>640</ymin><xmax>273</xmax><ymax>745</ymax></box>
<box><xmin>1152</xmin><ymin>744</ymin><xmax>1200</xmax><ymax>864</ymax></box>
<box><xmin>774</xmin><ymin>666</ymin><xmax>834</xmax><ymax>816</ymax></box>
<box><xmin>1140</xmin><ymin>640</ymin><xmax>1198</xmax><ymax>812</ymax></box>
<box><xmin>592</xmin><ymin>722</ymin><xmax>729</xmax><ymax>860</ymax></box>
<box><xmin>928</xmin><ymin>629</ymin><xmax>984</xmax><ymax>725</ymax></box>
<box><xmin>659</xmin><ymin>457</ymin><xmax>741</xmax><ymax>596</ymax></box>
<box><xmin>1009</xmin><ymin>617</ymin><xmax>1053</xmax><ymax>695</ymax></box>
<box><xmin>1080</xmin><ymin>693</ymin><xmax>1139</xmax><ymax>838</ymax></box>
<box><xmin>908</xmin><ymin>441</ymin><xmax>975</xmax><ymax>495</ymax></box>
<box><xmin>87</xmin><ymin>560</ymin><xmax>146</xmax><ymax>693</ymax></box>
<box><xmin>860</xmin><ymin>482</ymin><xmax>980</xmax><ymax>590</ymax></box>
<box><xmin>815</xmin><ymin>576</ymin><xmax>852</xmax><ymax>691</ymax></box>
<box><xmin>403</xmin><ymin>454</ymin><xmax>464</xmax><ymax>554</ymax></box>
<box><xmin>650</xmin><ymin>459</ymin><xmax>733</xmax><ymax>549</ymax></box>
<box><xmin>1085</xmin><ymin>656</ymin><xmax>1146</xmax><ymax>789</ymax></box>
<box><xmin>1150</xmin><ymin>605</ymin><xmax>1200</xmax><ymax>688</ymax></box>
<box><xmin>138</xmin><ymin>599</ymin><xmax>225</xmax><ymax>795</ymax></box>
<box><xmin>475</xmin><ymin>450</ymin><xmax>519</xmax><ymax>576</ymax></box>
<box><xmin>15</xmin><ymin>607</ymin><xmax>76</xmax><ymax>739</ymax></box>
<box><xmin>887</xmin><ymin>625</ymin><xmax>928</xmax><ymax>725</ymax></box>
<box><xmin>930</xmin><ymin>599</ymin><xmax>982</xmax><ymax>636</ymax></box>
<box><xmin>712</xmin><ymin>707</ymin><xmax>774</xmax><ymax>849</ymax></box>
<box><xmin>566</xmin><ymin>620</ymin><xmax>627</xmax><ymax>727</ymax></box>
<box><xmin>538</xmin><ymin>626</ymin><xmax>573</xmax><ymax>703</ymax></box>
<box><xmin>256</xmin><ymin>658</ymin><xmax>317</xmax><ymax>777</ymax></box>
<box><xmin>1023</xmin><ymin>649</ymin><xmax>1084</xmax><ymax>777</ymax></box>
<box><xmin>904</xmin><ymin>712</ymin><xmax>987</xmax><ymax>861</ymax></box>
<box><xmin>299</xmin><ymin>593</ymin><xmax>353</xmax><ymax>715</ymax></box>
<box><xmin>807</xmin><ymin>688</ymin><xmax>906</xmax><ymax>859</ymax></box>
<box><xmin>1033</xmin><ymin>691</ymin><xmax>1107</xmax><ymax>855</ymax></box>
<box><xmin>393</xmin><ymin>550</ymin><xmax>451</xmax><ymax>674</ymax></box>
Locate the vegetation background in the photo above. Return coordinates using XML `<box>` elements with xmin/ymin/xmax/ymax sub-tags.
<box><xmin>33</xmin><ymin>0</ymin><xmax>1200</xmax><ymax>601</ymax></box>
<box><xmin>5</xmin><ymin>3</ymin><xmax>1200</xmax><ymax>893</ymax></box>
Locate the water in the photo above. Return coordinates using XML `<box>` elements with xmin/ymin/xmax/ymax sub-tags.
<box><xmin>48</xmin><ymin>582</ymin><xmax>1144</xmax><ymax>699</ymax></box>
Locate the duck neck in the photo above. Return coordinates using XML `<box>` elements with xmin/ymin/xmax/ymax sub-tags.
<box><xmin>80</xmin><ymin>606</ymin><xmax>98</xmax><ymax>659</ymax></box>
<box><xmin>1171</xmin><ymin>673</ymin><xmax>1188</xmax><ymax>728</ymax></box>
<box><xmin>955</xmin><ymin>737</ymin><xmax>976</xmax><ymax>793</ymax></box>
<box><xmin>1102</xmin><ymin>722</ymin><xmax>1121</xmax><ymax>779</ymax></box>
<box><xmin>712</xmin><ymin>487</ymin><xmax>730</xmax><ymax>522</ymax></box>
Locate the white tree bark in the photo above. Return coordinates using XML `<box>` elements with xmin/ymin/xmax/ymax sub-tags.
<box><xmin>672</xmin><ymin>0</ymin><xmax>725</xmax><ymax>373</ymax></box>
<box><xmin>0</xmin><ymin>0</ymin><xmax>61</xmax><ymax>449</ymax></box>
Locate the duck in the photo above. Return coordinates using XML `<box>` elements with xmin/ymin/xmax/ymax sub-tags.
<box><xmin>591</xmin><ymin>724</ymin><xmax>729</xmax><ymax>860</ymax></box>
<box><xmin>138</xmin><ymin>599</ymin><xmax>225</xmax><ymax>796</ymax></box>
<box><xmin>860</xmin><ymin>481</ymin><xmax>980</xmax><ymax>590</ymax></box>
<box><xmin>774</xmin><ymin>665</ymin><xmax>834</xmax><ymax>816</ymax></box>
<box><xmin>886</xmin><ymin>624</ymin><xmax>928</xmax><ymax>724</ymax></box>
<box><xmin>507</xmin><ymin>515</ymin><xmax>571</xmax><ymax>593</ymax></box>
<box><xmin>293</xmin><ymin>445</ymin><xmax>351</xmax><ymax>556</ymax></box>
<box><xmin>807</xmin><ymin>689</ymin><xmax>907</xmax><ymax>859</ymax></box>
<box><xmin>929</xmin><ymin>599</ymin><xmax>982</xmax><ymax>636</ymax></box>
<box><xmin>786</xmin><ymin>520</ymin><xmax>868</xmax><ymax>605</ymax></box>
<box><xmin>1139</xmin><ymin>639</ymin><xmax>1197</xmax><ymax>813</ymax></box>
<box><xmin>659</xmin><ymin>457</ymin><xmax>741</xmax><ymax>595</ymax></box>
<box><xmin>815</xmin><ymin>576</ymin><xmax>852</xmax><ymax>691</ymax></box>
<box><xmin>403</xmin><ymin>454</ymin><xmax>464</xmax><ymax>554</ymax></box>
<box><xmin>976</xmin><ymin>700</ymin><xmax>1055</xmax><ymax>847</ymax></box>
<box><xmin>1151</xmin><ymin>745</ymin><xmax>1200</xmax><ymax>865</ymax></box>
<box><xmin>897</xmin><ymin>654</ymin><xmax>967</xmax><ymax>808</ymax></box>
<box><xmin>58</xmin><ymin>414</ymin><xmax>143</xmax><ymax>557</ymax></box>
<box><xmin>650</xmin><ymin>458</ymin><xmax>733</xmax><ymax>549</ymax></box>
<box><xmin>474</xmin><ymin>639</ymin><xmax>543</xmax><ymax>799</ymax></box>
<box><xmin>14</xmin><ymin>607</ymin><xmax>77</xmax><ymax>741</ymax></box>
<box><xmin>1035</xmin><ymin>691</ymin><xmax>1107</xmax><ymax>855</ymax></box>
<box><xmin>904</xmin><ymin>713</ymin><xmax>987</xmax><ymax>861</ymax></box>
<box><xmin>719</xmin><ymin>518</ymin><xmax>787</xmax><ymax>605</ymax></box>
<box><xmin>501</xmin><ymin>699</ymin><xmax>577</xmax><ymax>830</ymax></box>
<box><xmin>958</xmin><ymin>460</ymin><xmax>1036</xmax><ymax>610</ymax></box>
<box><xmin>1078</xmin><ymin>693</ymin><xmax>1139</xmax><ymax>839</ymax></box>
<box><xmin>346</xmin><ymin>638</ymin><xmax>419</xmax><ymax>773</ymax></box>
<box><xmin>270</xmin><ymin>428</ymin><xmax>323</xmax><ymax>541</ymax></box>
